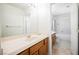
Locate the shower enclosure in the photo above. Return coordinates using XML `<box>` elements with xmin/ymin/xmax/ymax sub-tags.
<box><xmin>52</xmin><ymin>3</ymin><xmax>71</xmax><ymax>46</ymax></box>
<box><xmin>53</xmin><ymin>13</ymin><xmax>71</xmax><ymax>42</ymax></box>
<box><xmin>51</xmin><ymin>3</ymin><xmax>78</xmax><ymax>54</ymax></box>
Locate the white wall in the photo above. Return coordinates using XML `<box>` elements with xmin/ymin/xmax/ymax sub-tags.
<box><xmin>71</xmin><ymin>4</ymin><xmax>78</xmax><ymax>55</ymax></box>
<box><xmin>29</xmin><ymin>4</ymin><xmax>51</xmax><ymax>34</ymax></box>
<box><xmin>0</xmin><ymin>18</ymin><xmax>1</xmax><ymax>37</ymax></box>
<box><xmin>52</xmin><ymin>3</ymin><xmax>71</xmax><ymax>15</ymax></box>
<box><xmin>0</xmin><ymin>4</ymin><xmax>3</xmax><ymax>54</ymax></box>
<box><xmin>1</xmin><ymin>4</ymin><xmax>26</xmax><ymax>37</ymax></box>
<box><xmin>29</xmin><ymin>6</ymin><xmax>39</xmax><ymax>34</ymax></box>
<box><xmin>38</xmin><ymin>4</ymin><xmax>51</xmax><ymax>34</ymax></box>
<box><xmin>0</xmin><ymin>5</ymin><xmax>2</xmax><ymax>37</ymax></box>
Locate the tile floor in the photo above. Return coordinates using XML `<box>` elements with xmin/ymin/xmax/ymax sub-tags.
<box><xmin>52</xmin><ymin>39</ymin><xmax>72</xmax><ymax>55</ymax></box>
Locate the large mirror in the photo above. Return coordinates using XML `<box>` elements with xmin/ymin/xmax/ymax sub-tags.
<box><xmin>0</xmin><ymin>3</ymin><xmax>51</xmax><ymax>38</ymax></box>
<box><xmin>0</xmin><ymin>3</ymin><xmax>34</xmax><ymax>37</ymax></box>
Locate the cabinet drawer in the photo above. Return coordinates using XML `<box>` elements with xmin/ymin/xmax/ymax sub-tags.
<box><xmin>17</xmin><ymin>49</ymin><xmax>29</xmax><ymax>55</ymax></box>
<box><xmin>30</xmin><ymin>41</ymin><xmax>43</xmax><ymax>55</ymax></box>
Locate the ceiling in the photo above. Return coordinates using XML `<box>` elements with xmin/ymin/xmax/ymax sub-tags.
<box><xmin>7</xmin><ymin>3</ymin><xmax>32</xmax><ymax>10</ymax></box>
<box><xmin>5</xmin><ymin>3</ymin><xmax>78</xmax><ymax>15</ymax></box>
<box><xmin>51</xmin><ymin>3</ymin><xmax>72</xmax><ymax>15</ymax></box>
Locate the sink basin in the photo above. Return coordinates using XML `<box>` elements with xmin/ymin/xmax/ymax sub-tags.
<box><xmin>27</xmin><ymin>34</ymin><xmax>41</xmax><ymax>38</ymax></box>
<box><xmin>30</xmin><ymin>35</ymin><xmax>39</xmax><ymax>38</ymax></box>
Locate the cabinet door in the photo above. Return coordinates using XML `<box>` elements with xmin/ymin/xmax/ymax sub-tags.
<box><xmin>39</xmin><ymin>45</ymin><xmax>48</xmax><ymax>55</ymax></box>
<box><xmin>32</xmin><ymin>51</ymin><xmax>39</xmax><ymax>55</ymax></box>
<box><xmin>45</xmin><ymin>39</ymin><xmax>48</xmax><ymax>54</ymax></box>
<box><xmin>30</xmin><ymin>41</ymin><xmax>43</xmax><ymax>55</ymax></box>
<box><xmin>39</xmin><ymin>38</ymin><xmax>48</xmax><ymax>55</ymax></box>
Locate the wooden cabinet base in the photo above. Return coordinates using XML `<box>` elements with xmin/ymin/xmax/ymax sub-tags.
<box><xmin>17</xmin><ymin>33</ymin><xmax>56</xmax><ymax>55</ymax></box>
<box><xmin>17</xmin><ymin>37</ymin><xmax>48</xmax><ymax>55</ymax></box>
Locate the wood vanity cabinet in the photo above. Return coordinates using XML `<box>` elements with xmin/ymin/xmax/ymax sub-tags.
<box><xmin>30</xmin><ymin>40</ymin><xmax>44</xmax><ymax>55</ymax></box>
<box><xmin>51</xmin><ymin>33</ymin><xmax>56</xmax><ymax>46</ymax></box>
<box><xmin>39</xmin><ymin>38</ymin><xmax>48</xmax><ymax>55</ymax></box>
<box><xmin>30</xmin><ymin>38</ymin><xmax>48</xmax><ymax>55</ymax></box>
<box><xmin>17</xmin><ymin>37</ymin><xmax>48</xmax><ymax>55</ymax></box>
<box><xmin>17</xmin><ymin>49</ymin><xmax>30</xmax><ymax>55</ymax></box>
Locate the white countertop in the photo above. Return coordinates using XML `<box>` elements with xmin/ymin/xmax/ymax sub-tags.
<box><xmin>1</xmin><ymin>32</ymin><xmax>55</xmax><ymax>55</ymax></box>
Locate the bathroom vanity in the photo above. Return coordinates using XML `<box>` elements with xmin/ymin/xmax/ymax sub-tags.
<box><xmin>18</xmin><ymin>33</ymin><xmax>56</xmax><ymax>55</ymax></box>
<box><xmin>1</xmin><ymin>32</ymin><xmax>56</xmax><ymax>55</ymax></box>
<box><xmin>18</xmin><ymin>37</ymin><xmax>48</xmax><ymax>55</ymax></box>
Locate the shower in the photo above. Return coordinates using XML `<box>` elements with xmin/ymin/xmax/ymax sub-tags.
<box><xmin>51</xmin><ymin>3</ymin><xmax>72</xmax><ymax>54</ymax></box>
